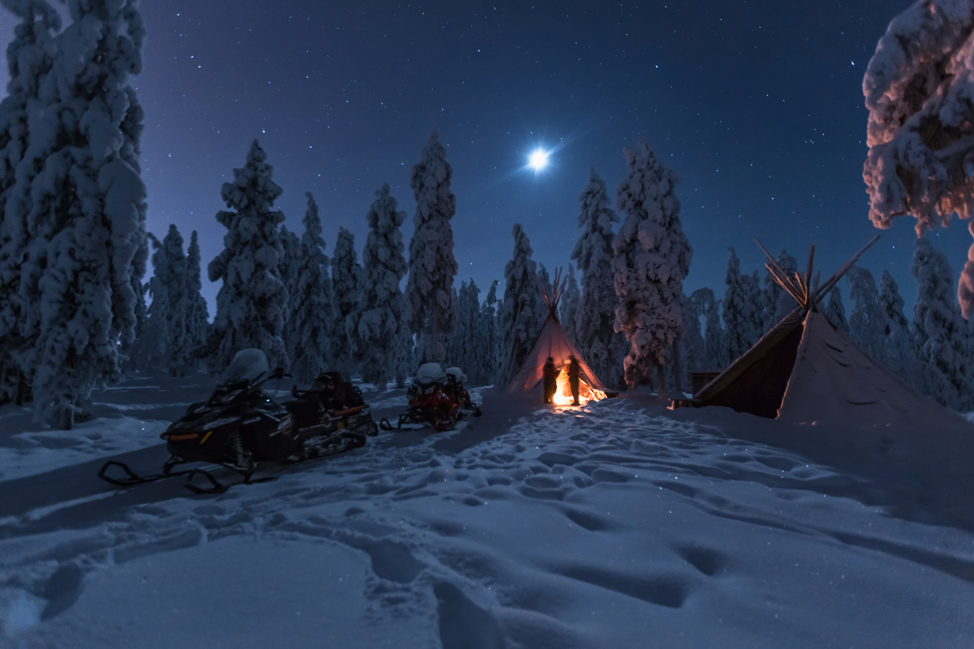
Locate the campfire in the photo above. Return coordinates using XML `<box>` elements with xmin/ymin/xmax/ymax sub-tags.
<box><xmin>550</xmin><ymin>366</ymin><xmax>603</xmax><ymax>407</ymax></box>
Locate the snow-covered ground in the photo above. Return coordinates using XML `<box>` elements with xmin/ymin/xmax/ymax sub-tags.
<box><xmin>1</xmin><ymin>373</ymin><xmax>972</xmax><ymax>648</ymax></box>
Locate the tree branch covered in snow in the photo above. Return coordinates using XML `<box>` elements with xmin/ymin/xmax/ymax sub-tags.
<box><xmin>863</xmin><ymin>0</ymin><xmax>974</xmax><ymax>316</ymax></box>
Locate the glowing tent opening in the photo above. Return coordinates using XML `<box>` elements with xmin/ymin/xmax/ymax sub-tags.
<box><xmin>550</xmin><ymin>366</ymin><xmax>604</xmax><ymax>407</ymax></box>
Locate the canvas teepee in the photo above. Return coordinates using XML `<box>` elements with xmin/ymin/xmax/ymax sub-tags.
<box><xmin>507</xmin><ymin>268</ymin><xmax>608</xmax><ymax>404</ymax></box>
<box><xmin>686</xmin><ymin>237</ymin><xmax>973</xmax><ymax>434</ymax></box>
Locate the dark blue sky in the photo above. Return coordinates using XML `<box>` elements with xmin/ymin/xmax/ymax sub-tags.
<box><xmin>5</xmin><ymin>0</ymin><xmax>969</xmax><ymax>313</ymax></box>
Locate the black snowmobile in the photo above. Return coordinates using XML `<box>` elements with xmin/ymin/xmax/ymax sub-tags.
<box><xmin>99</xmin><ymin>351</ymin><xmax>377</xmax><ymax>493</ymax></box>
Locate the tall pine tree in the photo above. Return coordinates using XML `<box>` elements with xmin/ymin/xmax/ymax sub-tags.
<box><xmin>20</xmin><ymin>0</ymin><xmax>148</xmax><ymax>427</ymax></box>
<box><xmin>331</xmin><ymin>226</ymin><xmax>364</xmax><ymax>379</ymax></box>
<box><xmin>722</xmin><ymin>248</ymin><xmax>762</xmax><ymax>367</ymax></box>
<box><xmin>358</xmin><ymin>184</ymin><xmax>408</xmax><ymax>389</ymax></box>
<box><xmin>911</xmin><ymin>236</ymin><xmax>973</xmax><ymax>410</ymax></box>
<box><xmin>762</xmin><ymin>250</ymin><xmax>798</xmax><ymax>332</ymax></box>
<box><xmin>0</xmin><ymin>1</ymin><xmax>61</xmax><ymax>403</ymax></box>
<box><xmin>572</xmin><ymin>167</ymin><xmax>625</xmax><ymax>389</ymax></box>
<box><xmin>559</xmin><ymin>263</ymin><xmax>581</xmax><ymax>347</ymax></box>
<box><xmin>498</xmin><ymin>224</ymin><xmax>544</xmax><ymax>385</ymax></box>
<box><xmin>691</xmin><ymin>287</ymin><xmax>723</xmax><ymax>371</ymax></box>
<box><xmin>406</xmin><ymin>131</ymin><xmax>458</xmax><ymax>362</ymax></box>
<box><xmin>879</xmin><ymin>268</ymin><xmax>917</xmax><ymax>382</ymax></box>
<box><xmin>612</xmin><ymin>142</ymin><xmax>692</xmax><ymax>392</ymax></box>
<box><xmin>288</xmin><ymin>193</ymin><xmax>333</xmax><ymax>383</ymax></box>
<box><xmin>208</xmin><ymin>140</ymin><xmax>289</xmax><ymax>374</ymax></box>
<box><xmin>846</xmin><ymin>267</ymin><xmax>886</xmax><ymax>361</ymax></box>
<box><xmin>185</xmin><ymin>230</ymin><xmax>209</xmax><ymax>370</ymax></box>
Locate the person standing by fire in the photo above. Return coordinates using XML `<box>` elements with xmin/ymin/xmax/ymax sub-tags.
<box><xmin>568</xmin><ymin>355</ymin><xmax>580</xmax><ymax>406</ymax></box>
<box><xmin>543</xmin><ymin>357</ymin><xmax>557</xmax><ymax>404</ymax></box>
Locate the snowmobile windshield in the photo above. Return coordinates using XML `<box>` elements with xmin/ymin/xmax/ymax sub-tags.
<box><xmin>222</xmin><ymin>348</ymin><xmax>271</xmax><ymax>385</ymax></box>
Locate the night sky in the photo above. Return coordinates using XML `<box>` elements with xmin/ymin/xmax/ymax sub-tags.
<box><xmin>4</xmin><ymin>0</ymin><xmax>970</xmax><ymax>315</ymax></box>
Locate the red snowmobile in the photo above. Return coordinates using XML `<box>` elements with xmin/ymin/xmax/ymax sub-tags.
<box><xmin>380</xmin><ymin>363</ymin><xmax>481</xmax><ymax>432</ymax></box>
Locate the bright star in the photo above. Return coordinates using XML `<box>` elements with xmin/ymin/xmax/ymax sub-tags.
<box><xmin>528</xmin><ymin>148</ymin><xmax>550</xmax><ymax>171</ymax></box>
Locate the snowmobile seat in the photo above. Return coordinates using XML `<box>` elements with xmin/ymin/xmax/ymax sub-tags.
<box><xmin>414</xmin><ymin>363</ymin><xmax>447</xmax><ymax>393</ymax></box>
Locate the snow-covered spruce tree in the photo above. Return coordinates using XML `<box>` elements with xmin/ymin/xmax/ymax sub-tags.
<box><xmin>762</xmin><ymin>249</ymin><xmax>798</xmax><ymax>332</ymax></box>
<box><xmin>331</xmin><ymin>227</ymin><xmax>364</xmax><ymax>379</ymax></box>
<box><xmin>691</xmin><ymin>287</ymin><xmax>724</xmax><ymax>371</ymax></box>
<box><xmin>823</xmin><ymin>285</ymin><xmax>849</xmax><ymax>333</ymax></box>
<box><xmin>406</xmin><ymin>131</ymin><xmax>458</xmax><ymax>362</ymax></box>
<box><xmin>911</xmin><ymin>236</ymin><xmax>973</xmax><ymax>409</ymax></box>
<box><xmin>136</xmin><ymin>233</ymin><xmax>167</xmax><ymax>371</ymax></box>
<box><xmin>208</xmin><ymin>140</ymin><xmax>289</xmax><ymax>374</ymax></box>
<box><xmin>358</xmin><ymin>184</ymin><xmax>409</xmax><ymax>389</ymax></box>
<box><xmin>447</xmin><ymin>280</ymin><xmax>483</xmax><ymax>382</ymax></box>
<box><xmin>277</xmin><ymin>223</ymin><xmax>301</xmax><ymax>368</ymax></box>
<box><xmin>572</xmin><ymin>167</ymin><xmax>626</xmax><ymax>389</ymax></box>
<box><xmin>722</xmin><ymin>248</ymin><xmax>762</xmax><ymax>367</ymax></box>
<box><xmin>288</xmin><ymin>193</ymin><xmax>333</xmax><ymax>384</ymax></box>
<box><xmin>479</xmin><ymin>280</ymin><xmax>501</xmax><ymax>385</ymax></box>
<box><xmin>185</xmin><ymin>230</ymin><xmax>209</xmax><ymax>370</ymax></box>
<box><xmin>0</xmin><ymin>1</ymin><xmax>62</xmax><ymax>403</ymax></box>
<box><xmin>612</xmin><ymin>142</ymin><xmax>693</xmax><ymax>393</ymax></box>
<box><xmin>677</xmin><ymin>292</ymin><xmax>706</xmax><ymax>387</ymax></box>
<box><xmin>559</xmin><ymin>263</ymin><xmax>581</xmax><ymax>346</ymax></box>
<box><xmin>17</xmin><ymin>0</ymin><xmax>148</xmax><ymax>427</ymax></box>
<box><xmin>153</xmin><ymin>225</ymin><xmax>192</xmax><ymax>376</ymax></box>
<box><xmin>846</xmin><ymin>267</ymin><xmax>886</xmax><ymax>361</ymax></box>
<box><xmin>863</xmin><ymin>0</ymin><xmax>974</xmax><ymax>317</ymax></box>
<box><xmin>498</xmin><ymin>224</ymin><xmax>544</xmax><ymax>385</ymax></box>
<box><xmin>879</xmin><ymin>268</ymin><xmax>918</xmax><ymax>382</ymax></box>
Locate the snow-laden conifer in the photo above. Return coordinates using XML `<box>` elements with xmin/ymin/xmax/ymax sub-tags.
<box><xmin>911</xmin><ymin>236</ymin><xmax>973</xmax><ymax>409</ymax></box>
<box><xmin>208</xmin><ymin>140</ymin><xmax>288</xmax><ymax>374</ymax></box>
<box><xmin>824</xmin><ymin>286</ymin><xmax>850</xmax><ymax>333</ymax></box>
<box><xmin>498</xmin><ymin>224</ymin><xmax>544</xmax><ymax>385</ymax></box>
<box><xmin>722</xmin><ymin>248</ymin><xmax>762</xmax><ymax>366</ymax></box>
<box><xmin>559</xmin><ymin>263</ymin><xmax>581</xmax><ymax>347</ymax></box>
<box><xmin>762</xmin><ymin>250</ymin><xmax>798</xmax><ymax>331</ymax></box>
<box><xmin>185</xmin><ymin>230</ymin><xmax>209</xmax><ymax>370</ymax></box>
<box><xmin>406</xmin><ymin>132</ymin><xmax>458</xmax><ymax>362</ymax></box>
<box><xmin>480</xmin><ymin>280</ymin><xmax>501</xmax><ymax>385</ymax></box>
<box><xmin>331</xmin><ymin>227</ymin><xmax>364</xmax><ymax>379</ymax></box>
<box><xmin>159</xmin><ymin>225</ymin><xmax>192</xmax><ymax>375</ymax></box>
<box><xmin>846</xmin><ymin>267</ymin><xmax>886</xmax><ymax>361</ymax></box>
<box><xmin>0</xmin><ymin>1</ymin><xmax>61</xmax><ymax>403</ymax></box>
<box><xmin>137</xmin><ymin>234</ymin><xmax>167</xmax><ymax>370</ymax></box>
<box><xmin>447</xmin><ymin>280</ymin><xmax>484</xmax><ymax>383</ymax></box>
<box><xmin>862</xmin><ymin>0</ymin><xmax>974</xmax><ymax>317</ymax></box>
<box><xmin>288</xmin><ymin>193</ymin><xmax>333</xmax><ymax>384</ymax></box>
<box><xmin>572</xmin><ymin>167</ymin><xmax>626</xmax><ymax>389</ymax></box>
<box><xmin>20</xmin><ymin>0</ymin><xmax>148</xmax><ymax>427</ymax></box>
<box><xmin>358</xmin><ymin>184</ymin><xmax>408</xmax><ymax>389</ymax></box>
<box><xmin>677</xmin><ymin>292</ymin><xmax>706</xmax><ymax>385</ymax></box>
<box><xmin>612</xmin><ymin>142</ymin><xmax>692</xmax><ymax>392</ymax></box>
<box><xmin>278</xmin><ymin>223</ymin><xmax>301</xmax><ymax>367</ymax></box>
<box><xmin>691</xmin><ymin>287</ymin><xmax>723</xmax><ymax>371</ymax></box>
<box><xmin>879</xmin><ymin>269</ymin><xmax>917</xmax><ymax>381</ymax></box>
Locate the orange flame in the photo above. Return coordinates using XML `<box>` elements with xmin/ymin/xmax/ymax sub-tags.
<box><xmin>550</xmin><ymin>366</ymin><xmax>604</xmax><ymax>407</ymax></box>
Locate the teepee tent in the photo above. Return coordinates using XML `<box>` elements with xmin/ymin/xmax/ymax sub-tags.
<box><xmin>507</xmin><ymin>268</ymin><xmax>608</xmax><ymax>405</ymax></box>
<box><xmin>686</xmin><ymin>238</ymin><xmax>974</xmax><ymax>434</ymax></box>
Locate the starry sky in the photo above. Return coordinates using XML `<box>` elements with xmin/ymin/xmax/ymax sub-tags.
<box><xmin>4</xmin><ymin>0</ymin><xmax>971</xmax><ymax>315</ymax></box>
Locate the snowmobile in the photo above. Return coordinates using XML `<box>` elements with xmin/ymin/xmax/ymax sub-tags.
<box><xmin>444</xmin><ymin>366</ymin><xmax>482</xmax><ymax>418</ymax></box>
<box><xmin>379</xmin><ymin>363</ymin><xmax>481</xmax><ymax>432</ymax></box>
<box><xmin>98</xmin><ymin>350</ymin><xmax>377</xmax><ymax>494</ymax></box>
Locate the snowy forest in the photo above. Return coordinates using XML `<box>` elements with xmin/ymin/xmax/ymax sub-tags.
<box><xmin>5</xmin><ymin>2</ymin><xmax>974</xmax><ymax>647</ymax></box>
<box><xmin>2</xmin><ymin>0</ymin><xmax>974</xmax><ymax>432</ymax></box>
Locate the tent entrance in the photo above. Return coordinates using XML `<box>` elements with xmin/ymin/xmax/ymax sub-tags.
<box><xmin>696</xmin><ymin>320</ymin><xmax>805</xmax><ymax>418</ymax></box>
